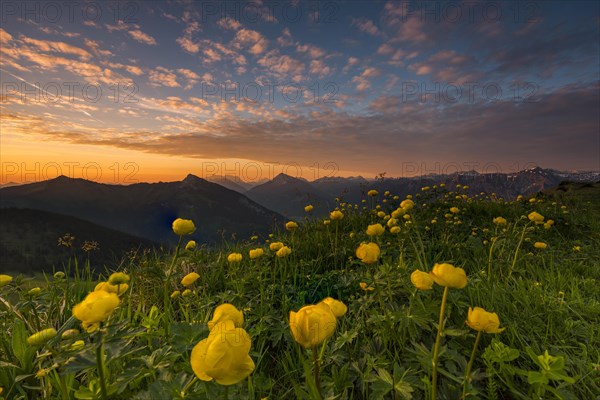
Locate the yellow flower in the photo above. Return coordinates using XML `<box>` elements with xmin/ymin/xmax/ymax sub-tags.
<box><xmin>208</xmin><ymin>303</ymin><xmax>244</xmax><ymax>331</ymax></box>
<box><xmin>320</xmin><ymin>297</ymin><xmax>347</xmax><ymax>317</ymax></box>
<box><xmin>95</xmin><ymin>281</ymin><xmax>129</xmax><ymax>295</ymax></box>
<box><xmin>285</xmin><ymin>221</ymin><xmax>298</xmax><ymax>231</ymax></box>
<box><xmin>289</xmin><ymin>302</ymin><xmax>337</xmax><ymax>348</ymax></box>
<box><xmin>356</xmin><ymin>242</ymin><xmax>380</xmax><ymax>264</ymax></box>
<box><xmin>450</xmin><ymin>207</ymin><xmax>460</xmax><ymax>214</ymax></box>
<box><xmin>61</xmin><ymin>329</ymin><xmax>79</xmax><ymax>339</ymax></box>
<box><xmin>181</xmin><ymin>272</ymin><xmax>200</xmax><ymax>287</ymax></box>
<box><xmin>227</xmin><ymin>253</ymin><xmax>243</xmax><ymax>263</ymax></box>
<box><xmin>377</xmin><ymin>211</ymin><xmax>386</xmax><ymax>218</ymax></box>
<box><xmin>323</xmin><ymin>219</ymin><xmax>331</xmax><ymax>225</ymax></box>
<box><xmin>573</xmin><ymin>245</ymin><xmax>581</xmax><ymax>252</ymax></box>
<box><xmin>182</xmin><ymin>289</ymin><xmax>193</xmax><ymax>297</ymax></box>
<box><xmin>185</xmin><ymin>240</ymin><xmax>197</xmax><ymax>251</ymax></box>
<box><xmin>53</xmin><ymin>271</ymin><xmax>65</xmax><ymax>279</ymax></box>
<box><xmin>390</xmin><ymin>226</ymin><xmax>401</xmax><ymax>234</ymax></box>
<box><xmin>359</xmin><ymin>282</ymin><xmax>375</xmax><ymax>292</ymax></box>
<box><xmin>330</xmin><ymin>210</ymin><xmax>344</xmax><ymax>220</ymax></box>
<box><xmin>0</xmin><ymin>274</ymin><xmax>12</xmax><ymax>287</ymax></box>
<box><xmin>368</xmin><ymin>189</ymin><xmax>379</xmax><ymax>197</ymax></box>
<box><xmin>366</xmin><ymin>223</ymin><xmax>385</xmax><ymax>236</ymax></box>
<box><xmin>171</xmin><ymin>290</ymin><xmax>181</xmax><ymax>299</ymax></box>
<box><xmin>28</xmin><ymin>287</ymin><xmax>41</xmax><ymax>296</ymax></box>
<box><xmin>191</xmin><ymin>320</ymin><xmax>255</xmax><ymax>385</ymax></box>
<box><xmin>466</xmin><ymin>307</ymin><xmax>505</xmax><ymax>333</ymax></box>
<box><xmin>387</xmin><ymin>218</ymin><xmax>398</xmax><ymax>227</ymax></box>
<box><xmin>400</xmin><ymin>199</ymin><xmax>414</xmax><ymax>210</ymax></box>
<box><xmin>429</xmin><ymin>263</ymin><xmax>467</xmax><ymax>289</ymax></box>
<box><xmin>411</xmin><ymin>269</ymin><xmax>434</xmax><ymax>290</ymax></box>
<box><xmin>69</xmin><ymin>340</ymin><xmax>85</xmax><ymax>351</ymax></box>
<box><xmin>527</xmin><ymin>211</ymin><xmax>544</xmax><ymax>224</ymax></box>
<box><xmin>269</xmin><ymin>242</ymin><xmax>284</xmax><ymax>251</ymax></box>
<box><xmin>172</xmin><ymin>218</ymin><xmax>196</xmax><ymax>236</ymax></box>
<box><xmin>249</xmin><ymin>248</ymin><xmax>264</xmax><ymax>259</ymax></box>
<box><xmin>493</xmin><ymin>217</ymin><xmax>507</xmax><ymax>225</ymax></box>
<box><xmin>534</xmin><ymin>242</ymin><xmax>548</xmax><ymax>250</ymax></box>
<box><xmin>108</xmin><ymin>272</ymin><xmax>130</xmax><ymax>285</ymax></box>
<box><xmin>27</xmin><ymin>328</ymin><xmax>57</xmax><ymax>346</ymax></box>
<box><xmin>276</xmin><ymin>246</ymin><xmax>292</xmax><ymax>258</ymax></box>
<box><xmin>304</xmin><ymin>205</ymin><xmax>314</xmax><ymax>212</ymax></box>
<box><xmin>72</xmin><ymin>290</ymin><xmax>120</xmax><ymax>332</ymax></box>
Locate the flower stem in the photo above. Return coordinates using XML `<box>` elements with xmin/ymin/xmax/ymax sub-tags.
<box><xmin>96</xmin><ymin>334</ymin><xmax>108</xmax><ymax>400</ymax></box>
<box><xmin>462</xmin><ymin>330</ymin><xmax>482</xmax><ymax>399</ymax></box>
<box><xmin>312</xmin><ymin>346</ymin><xmax>323</xmax><ymax>399</ymax></box>
<box><xmin>431</xmin><ymin>286</ymin><xmax>449</xmax><ymax>400</ymax></box>
<box><xmin>507</xmin><ymin>222</ymin><xmax>529</xmax><ymax>279</ymax></box>
<box><xmin>163</xmin><ymin>235</ymin><xmax>183</xmax><ymax>313</ymax></box>
<box><xmin>223</xmin><ymin>385</ymin><xmax>229</xmax><ymax>400</ymax></box>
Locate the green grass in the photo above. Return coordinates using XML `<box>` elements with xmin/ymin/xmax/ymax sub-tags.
<box><xmin>1</xmin><ymin>185</ymin><xmax>599</xmax><ymax>399</ymax></box>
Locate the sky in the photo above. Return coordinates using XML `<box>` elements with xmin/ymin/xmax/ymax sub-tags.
<box><xmin>1</xmin><ymin>0</ymin><xmax>599</xmax><ymax>184</ymax></box>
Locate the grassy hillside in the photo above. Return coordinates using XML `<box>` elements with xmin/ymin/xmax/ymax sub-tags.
<box><xmin>0</xmin><ymin>208</ymin><xmax>157</xmax><ymax>275</ymax></box>
<box><xmin>1</xmin><ymin>184</ymin><xmax>598</xmax><ymax>399</ymax></box>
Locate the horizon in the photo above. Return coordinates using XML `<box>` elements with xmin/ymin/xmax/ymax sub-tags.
<box><xmin>1</xmin><ymin>1</ymin><xmax>599</xmax><ymax>184</ymax></box>
<box><xmin>2</xmin><ymin>165</ymin><xmax>599</xmax><ymax>187</ymax></box>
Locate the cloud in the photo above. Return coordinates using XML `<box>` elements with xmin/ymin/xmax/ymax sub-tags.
<box><xmin>84</xmin><ymin>38</ymin><xmax>113</xmax><ymax>57</ymax></box>
<box><xmin>177</xmin><ymin>68</ymin><xmax>200</xmax><ymax>89</ymax></box>
<box><xmin>177</xmin><ymin>20</ymin><xmax>201</xmax><ymax>53</ymax></box>
<box><xmin>20</xmin><ymin>36</ymin><xmax>92</xmax><ymax>60</ymax></box>
<box><xmin>148</xmin><ymin>67</ymin><xmax>180</xmax><ymax>87</ymax></box>
<box><xmin>129</xmin><ymin>29</ymin><xmax>157</xmax><ymax>45</ymax></box>
<box><xmin>217</xmin><ymin>17</ymin><xmax>242</xmax><ymax>30</ymax></box>
<box><xmin>257</xmin><ymin>50</ymin><xmax>305</xmax><ymax>82</ymax></box>
<box><xmin>234</xmin><ymin>29</ymin><xmax>269</xmax><ymax>55</ymax></box>
<box><xmin>352</xmin><ymin>19</ymin><xmax>383</xmax><ymax>36</ymax></box>
<box><xmin>296</xmin><ymin>43</ymin><xmax>326</xmax><ymax>59</ymax></box>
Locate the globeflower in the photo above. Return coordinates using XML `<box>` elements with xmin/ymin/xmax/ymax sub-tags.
<box><xmin>429</xmin><ymin>263</ymin><xmax>467</xmax><ymax>289</ymax></box>
<box><xmin>269</xmin><ymin>242</ymin><xmax>284</xmax><ymax>251</ymax></box>
<box><xmin>527</xmin><ymin>211</ymin><xmax>544</xmax><ymax>224</ymax></box>
<box><xmin>108</xmin><ymin>272</ymin><xmax>130</xmax><ymax>285</ymax></box>
<box><xmin>330</xmin><ymin>210</ymin><xmax>344</xmax><ymax>220</ymax></box>
<box><xmin>493</xmin><ymin>217</ymin><xmax>507</xmax><ymax>225</ymax></box>
<box><xmin>411</xmin><ymin>269</ymin><xmax>434</xmax><ymax>290</ymax></box>
<box><xmin>450</xmin><ymin>207</ymin><xmax>460</xmax><ymax>214</ymax></box>
<box><xmin>534</xmin><ymin>242</ymin><xmax>548</xmax><ymax>250</ymax></box>
<box><xmin>400</xmin><ymin>199</ymin><xmax>414</xmax><ymax>211</ymax></box>
<box><xmin>227</xmin><ymin>253</ymin><xmax>243</xmax><ymax>263</ymax></box>
<box><xmin>320</xmin><ymin>297</ymin><xmax>348</xmax><ymax>317</ymax></box>
<box><xmin>95</xmin><ymin>281</ymin><xmax>129</xmax><ymax>295</ymax></box>
<box><xmin>366</xmin><ymin>223</ymin><xmax>385</xmax><ymax>236</ymax></box>
<box><xmin>289</xmin><ymin>302</ymin><xmax>338</xmax><ymax>349</ymax></box>
<box><xmin>181</xmin><ymin>272</ymin><xmax>200</xmax><ymax>287</ymax></box>
<box><xmin>72</xmin><ymin>291</ymin><xmax>120</xmax><ymax>332</ymax></box>
<box><xmin>276</xmin><ymin>246</ymin><xmax>292</xmax><ymax>258</ymax></box>
<box><xmin>356</xmin><ymin>242</ymin><xmax>380</xmax><ymax>264</ymax></box>
<box><xmin>249</xmin><ymin>248</ymin><xmax>264</xmax><ymax>259</ymax></box>
<box><xmin>285</xmin><ymin>221</ymin><xmax>298</xmax><ymax>231</ymax></box>
<box><xmin>367</xmin><ymin>189</ymin><xmax>378</xmax><ymax>197</ymax></box>
<box><xmin>207</xmin><ymin>303</ymin><xmax>244</xmax><ymax>331</ymax></box>
<box><xmin>304</xmin><ymin>205</ymin><xmax>314</xmax><ymax>212</ymax></box>
<box><xmin>0</xmin><ymin>274</ymin><xmax>12</xmax><ymax>288</ymax></box>
<box><xmin>390</xmin><ymin>226</ymin><xmax>401</xmax><ymax>234</ymax></box>
<box><xmin>359</xmin><ymin>282</ymin><xmax>375</xmax><ymax>292</ymax></box>
<box><xmin>466</xmin><ymin>307</ymin><xmax>505</xmax><ymax>333</ymax></box>
<box><xmin>191</xmin><ymin>320</ymin><xmax>255</xmax><ymax>385</ymax></box>
<box><xmin>185</xmin><ymin>240</ymin><xmax>197</xmax><ymax>251</ymax></box>
<box><xmin>27</xmin><ymin>328</ymin><xmax>57</xmax><ymax>346</ymax></box>
<box><xmin>172</xmin><ymin>218</ymin><xmax>196</xmax><ymax>236</ymax></box>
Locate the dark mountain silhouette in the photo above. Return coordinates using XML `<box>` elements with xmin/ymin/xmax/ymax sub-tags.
<box><xmin>0</xmin><ymin>208</ymin><xmax>157</xmax><ymax>274</ymax></box>
<box><xmin>245</xmin><ymin>173</ymin><xmax>333</xmax><ymax>218</ymax></box>
<box><xmin>0</xmin><ymin>174</ymin><xmax>283</xmax><ymax>246</ymax></box>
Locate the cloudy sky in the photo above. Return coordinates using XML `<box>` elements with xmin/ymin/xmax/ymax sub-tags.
<box><xmin>1</xmin><ymin>0</ymin><xmax>598</xmax><ymax>184</ymax></box>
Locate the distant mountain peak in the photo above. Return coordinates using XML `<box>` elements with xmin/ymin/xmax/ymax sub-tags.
<box><xmin>272</xmin><ymin>173</ymin><xmax>307</xmax><ymax>184</ymax></box>
<box><xmin>182</xmin><ymin>174</ymin><xmax>205</xmax><ymax>183</ymax></box>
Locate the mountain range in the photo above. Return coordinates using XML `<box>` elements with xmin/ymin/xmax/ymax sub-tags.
<box><xmin>1</xmin><ymin>167</ymin><xmax>598</xmax><ymax>273</ymax></box>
